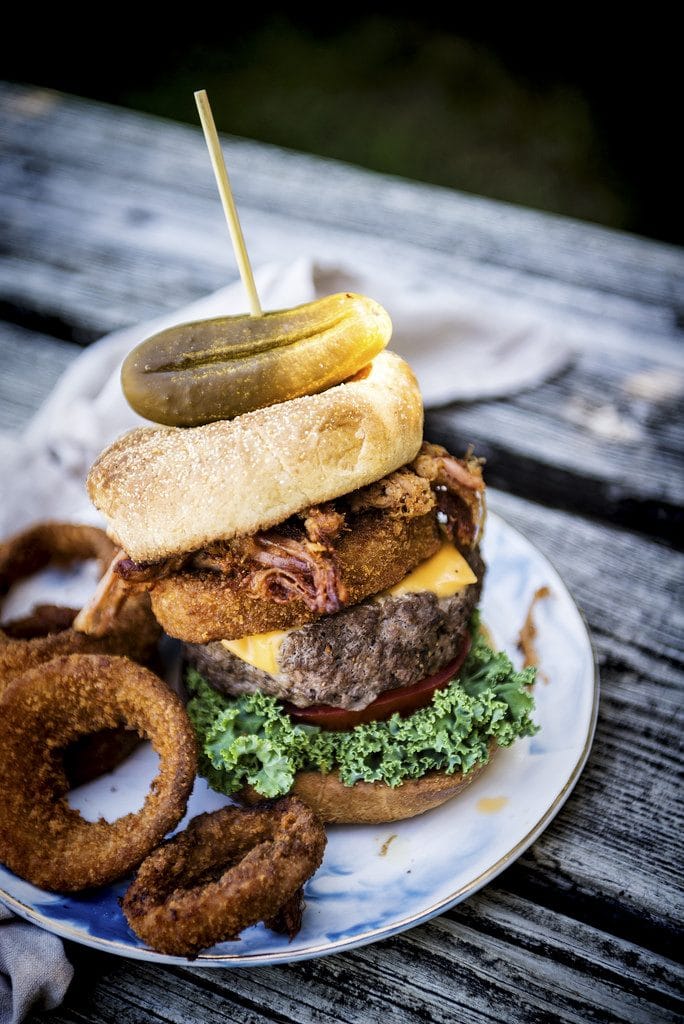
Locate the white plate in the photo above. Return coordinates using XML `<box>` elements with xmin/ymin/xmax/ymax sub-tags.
<box><xmin>0</xmin><ymin>512</ymin><xmax>598</xmax><ymax>965</ymax></box>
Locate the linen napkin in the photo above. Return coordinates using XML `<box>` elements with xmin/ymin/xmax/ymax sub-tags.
<box><xmin>0</xmin><ymin>258</ymin><xmax>572</xmax><ymax>1019</ymax></box>
<box><xmin>0</xmin><ymin>906</ymin><xmax>73</xmax><ymax>1024</ymax></box>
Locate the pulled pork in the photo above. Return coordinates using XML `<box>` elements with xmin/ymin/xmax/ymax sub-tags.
<box><xmin>194</xmin><ymin>504</ymin><xmax>348</xmax><ymax>614</ymax></box>
<box><xmin>105</xmin><ymin>443</ymin><xmax>485</xmax><ymax>616</ymax></box>
<box><xmin>348</xmin><ymin>466</ymin><xmax>435</xmax><ymax>519</ymax></box>
<box><xmin>241</xmin><ymin>529</ymin><xmax>348</xmax><ymax>614</ymax></box>
<box><xmin>412</xmin><ymin>442</ymin><xmax>485</xmax><ymax>549</ymax></box>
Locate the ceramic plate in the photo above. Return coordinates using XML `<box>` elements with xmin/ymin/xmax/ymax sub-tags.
<box><xmin>0</xmin><ymin>512</ymin><xmax>598</xmax><ymax>965</ymax></box>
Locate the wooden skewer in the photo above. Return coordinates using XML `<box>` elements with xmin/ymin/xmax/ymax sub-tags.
<box><xmin>194</xmin><ymin>89</ymin><xmax>262</xmax><ymax>316</ymax></box>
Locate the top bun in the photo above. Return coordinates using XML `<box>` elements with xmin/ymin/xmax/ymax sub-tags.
<box><xmin>88</xmin><ymin>351</ymin><xmax>423</xmax><ymax>562</ymax></box>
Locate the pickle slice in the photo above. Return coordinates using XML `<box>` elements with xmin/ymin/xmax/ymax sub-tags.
<box><xmin>121</xmin><ymin>293</ymin><xmax>392</xmax><ymax>427</ymax></box>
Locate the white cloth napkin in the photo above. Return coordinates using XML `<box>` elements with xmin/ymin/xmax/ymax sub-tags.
<box><xmin>0</xmin><ymin>258</ymin><xmax>572</xmax><ymax>1019</ymax></box>
<box><xmin>0</xmin><ymin>257</ymin><xmax>571</xmax><ymax>536</ymax></box>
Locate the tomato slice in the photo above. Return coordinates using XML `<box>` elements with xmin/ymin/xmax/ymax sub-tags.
<box><xmin>283</xmin><ymin>633</ymin><xmax>472</xmax><ymax>732</ymax></box>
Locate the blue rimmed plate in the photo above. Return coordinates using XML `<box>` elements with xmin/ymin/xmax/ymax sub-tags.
<box><xmin>0</xmin><ymin>511</ymin><xmax>598</xmax><ymax>965</ymax></box>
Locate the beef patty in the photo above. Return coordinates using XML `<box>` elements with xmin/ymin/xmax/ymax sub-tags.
<box><xmin>183</xmin><ymin>548</ymin><xmax>484</xmax><ymax>710</ymax></box>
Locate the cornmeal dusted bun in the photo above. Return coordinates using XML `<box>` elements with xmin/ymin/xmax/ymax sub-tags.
<box><xmin>88</xmin><ymin>351</ymin><xmax>422</xmax><ymax>563</ymax></box>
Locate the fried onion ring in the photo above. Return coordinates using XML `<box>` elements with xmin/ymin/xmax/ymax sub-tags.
<box><xmin>1</xmin><ymin>604</ymin><xmax>79</xmax><ymax>638</ymax></box>
<box><xmin>0</xmin><ymin>521</ymin><xmax>115</xmax><ymax>593</ymax></box>
<box><xmin>121</xmin><ymin>798</ymin><xmax>327</xmax><ymax>957</ymax></box>
<box><xmin>0</xmin><ymin>522</ymin><xmax>161</xmax><ymax>698</ymax></box>
<box><xmin>0</xmin><ymin>654</ymin><xmax>197</xmax><ymax>892</ymax></box>
<box><xmin>0</xmin><ymin>603</ymin><xmax>148</xmax><ymax>786</ymax></box>
<box><xmin>0</xmin><ymin>597</ymin><xmax>160</xmax><ymax>695</ymax></box>
<box><xmin>63</xmin><ymin>727</ymin><xmax>141</xmax><ymax>790</ymax></box>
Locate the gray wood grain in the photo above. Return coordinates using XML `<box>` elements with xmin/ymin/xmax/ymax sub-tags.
<box><xmin>488</xmin><ymin>489</ymin><xmax>683</xmax><ymax>940</ymax></box>
<box><xmin>1</xmin><ymin>83</ymin><xmax>683</xmax><ymax>540</ymax></box>
<box><xmin>0</xmin><ymin>323</ymin><xmax>78</xmax><ymax>430</ymax></box>
<box><xmin>427</xmin><ymin>340</ymin><xmax>684</xmax><ymax>542</ymax></box>
<box><xmin>32</xmin><ymin>887</ymin><xmax>683</xmax><ymax>1024</ymax></box>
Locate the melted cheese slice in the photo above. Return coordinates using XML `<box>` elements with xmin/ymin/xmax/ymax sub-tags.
<box><xmin>384</xmin><ymin>541</ymin><xmax>476</xmax><ymax>599</ymax></box>
<box><xmin>221</xmin><ymin>630</ymin><xmax>288</xmax><ymax>676</ymax></box>
<box><xmin>220</xmin><ymin>542</ymin><xmax>476</xmax><ymax>676</ymax></box>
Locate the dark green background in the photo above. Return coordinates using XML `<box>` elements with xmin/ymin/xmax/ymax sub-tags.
<box><xmin>6</xmin><ymin>12</ymin><xmax>679</xmax><ymax>244</ymax></box>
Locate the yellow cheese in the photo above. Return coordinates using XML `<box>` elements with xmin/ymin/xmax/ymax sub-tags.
<box><xmin>221</xmin><ymin>629</ymin><xmax>288</xmax><ymax>676</ymax></box>
<box><xmin>221</xmin><ymin>543</ymin><xmax>476</xmax><ymax>675</ymax></box>
<box><xmin>385</xmin><ymin>541</ymin><xmax>476</xmax><ymax>599</ymax></box>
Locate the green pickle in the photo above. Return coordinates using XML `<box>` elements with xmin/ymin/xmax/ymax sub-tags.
<box><xmin>121</xmin><ymin>292</ymin><xmax>392</xmax><ymax>426</ymax></box>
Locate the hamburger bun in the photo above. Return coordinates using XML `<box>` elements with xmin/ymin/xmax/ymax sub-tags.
<box><xmin>87</xmin><ymin>351</ymin><xmax>423</xmax><ymax>563</ymax></box>
<box><xmin>239</xmin><ymin>755</ymin><xmax>493</xmax><ymax>824</ymax></box>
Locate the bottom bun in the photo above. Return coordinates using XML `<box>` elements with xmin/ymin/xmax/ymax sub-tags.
<box><xmin>239</xmin><ymin>756</ymin><xmax>493</xmax><ymax>824</ymax></box>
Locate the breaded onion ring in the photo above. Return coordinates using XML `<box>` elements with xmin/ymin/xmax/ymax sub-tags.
<box><xmin>62</xmin><ymin>726</ymin><xmax>141</xmax><ymax>791</ymax></box>
<box><xmin>121</xmin><ymin>798</ymin><xmax>327</xmax><ymax>957</ymax></box>
<box><xmin>1</xmin><ymin>604</ymin><xmax>79</xmax><ymax>638</ymax></box>
<box><xmin>0</xmin><ymin>522</ymin><xmax>160</xmax><ymax>697</ymax></box>
<box><xmin>0</xmin><ymin>654</ymin><xmax>197</xmax><ymax>892</ymax></box>
<box><xmin>0</xmin><ymin>597</ymin><xmax>160</xmax><ymax>695</ymax></box>
<box><xmin>1</xmin><ymin>605</ymin><xmax>141</xmax><ymax>786</ymax></box>
<box><xmin>0</xmin><ymin>602</ymin><xmax>157</xmax><ymax>786</ymax></box>
<box><xmin>0</xmin><ymin>521</ymin><xmax>115</xmax><ymax>592</ymax></box>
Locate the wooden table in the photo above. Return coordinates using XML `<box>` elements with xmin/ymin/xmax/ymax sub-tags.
<box><xmin>1</xmin><ymin>82</ymin><xmax>683</xmax><ymax>1024</ymax></box>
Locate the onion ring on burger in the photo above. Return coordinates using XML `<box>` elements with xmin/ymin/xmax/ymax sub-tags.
<box><xmin>0</xmin><ymin>654</ymin><xmax>197</xmax><ymax>892</ymax></box>
<box><xmin>121</xmin><ymin>798</ymin><xmax>327</xmax><ymax>957</ymax></box>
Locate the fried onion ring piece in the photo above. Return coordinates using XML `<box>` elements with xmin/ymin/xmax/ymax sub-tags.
<box><xmin>264</xmin><ymin>886</ymin><xmax>305</xmax><ymax>939</ymax></box>
<box><xmin>122</xmin><ymin>798</ymin><xmax>327</xmax><ymax>957</ymax></box>
<box><xmin>0</xmin><ymin>602</ymin><xmax>157</xmax><ymax>785</ymax></box>
<box><xmin>0</xmin><ymin>654</ymin><xmax>197</xmax><ymax>892</ymax></box>
<box><xmin>63</xmin><ymin>728</ymin><xmax>141</xmax><ymax>791</ymax></box>
<box><xmin>0</xmin><ymin>522</ymin><xmax>161</xmax><ymax>699</ymax></box>
<box><xmin>0</xmin><ymin>522</ymin><xmax>116</xmax><ymax>593</ymax></box>
<box><xmin>0</xmin><ymin>597</ymin><xmax>160</xmax><ymax>697</ymax></box>
<box><xmin>1</xmin><ymin>604</ymin><xmax>80</xmax><ymax>639</ymax></box>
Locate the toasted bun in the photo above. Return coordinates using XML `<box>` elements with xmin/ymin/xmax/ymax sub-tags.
<box><xmin>240</xmin><ymin>758</ymin><xmax>492</xmax><ymax>824</ymax></box>
<box><xmin>153</xmin><ymin>510</ymin><xmax>441</xmax><ymax>643</ymax></box>
<box><xmin>88</xmin><ymin>351</ymin><xmax>423</xmax><ymax>563</ymax></box>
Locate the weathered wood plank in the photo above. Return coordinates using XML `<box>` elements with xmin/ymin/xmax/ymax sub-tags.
<box><xmin>1</xmin><ymin>83</ymin><xmax>681</xmax><ymax>314</ymax></box>
<box><xmin>487</xmin><ymin>489</ymin><xmax>683</xmax><ymax>940</ymax></box>
<box><xmin>32</xmin><ymin>888</ymin><xmax>683</xmax><ymax>1024</ymax></box>
<box><xmin>1</xmin><ymin>84</ymin><xmax>682</xmax><ymax>541</ymax></box>
<box><xmin>427</xmin><ymin>340</ymin><xmax>684</xmax><ymax>544</ymax></box>
<box><xmin>3</xmin><ymin>170</ymin><xmax>678</xmax><ymax>350</ymax></box>
<box><xmin>0</xmin><ymin>323</ymin><xmax>78</xmax><ymax>429</ymax></box>
<box><xmin>2</xmin><ymin>88</ymin><xmax>682</xmax><ymax>343</ymax></box>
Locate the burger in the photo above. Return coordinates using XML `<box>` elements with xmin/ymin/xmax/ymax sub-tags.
<box><xmin>84</xmin><ymin>350</ymin><xmax>536</xmax><ymax>823</ymax></box>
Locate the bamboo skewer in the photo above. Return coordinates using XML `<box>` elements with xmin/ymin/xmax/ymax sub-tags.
<box><xmin>194</xmin><ymin>89</ymin><xmax>262</xmax><ymax>316</ymax></box>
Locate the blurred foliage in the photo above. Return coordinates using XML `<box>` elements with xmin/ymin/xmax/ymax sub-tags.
<box><xmin>5</xmin><ymin>12</ymin><xmax>678</xmax><ymax>243</ymax></box>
